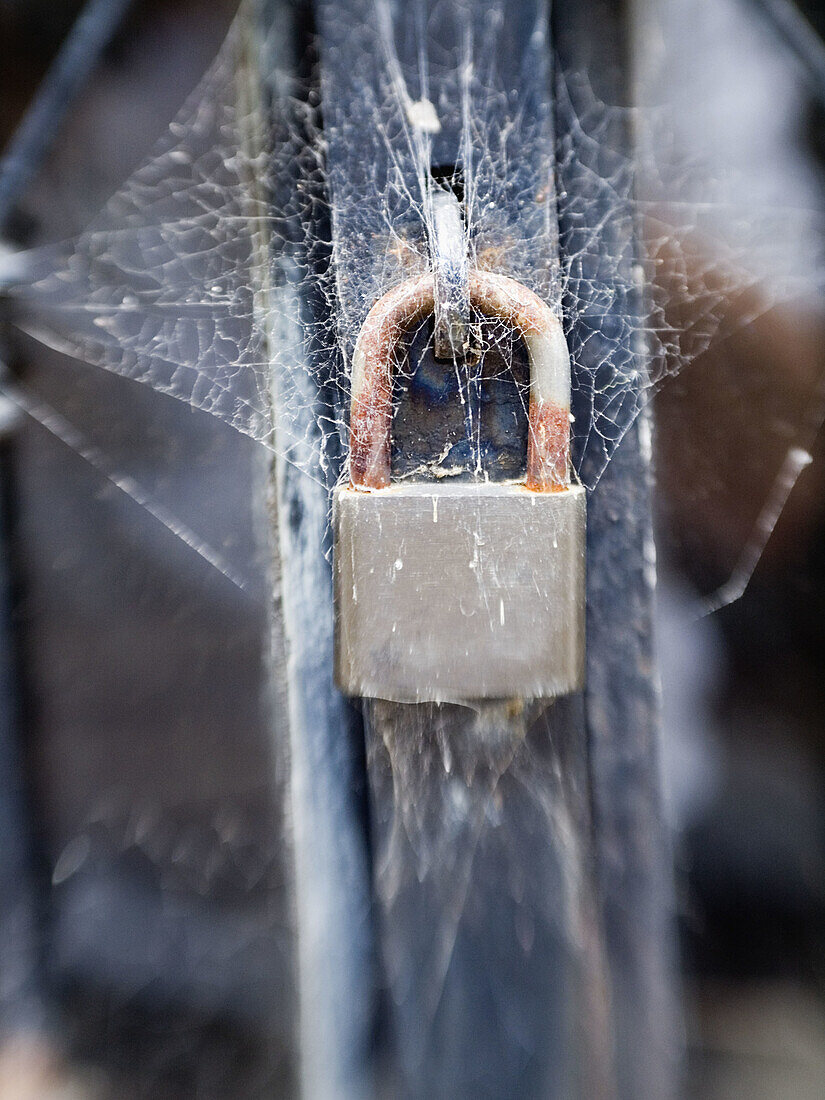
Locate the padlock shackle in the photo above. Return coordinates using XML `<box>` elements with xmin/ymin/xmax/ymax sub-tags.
<box><xmin>348</xmin><ymin>271</ymin><xmax>571</xmax><ymax>491</ymax></box>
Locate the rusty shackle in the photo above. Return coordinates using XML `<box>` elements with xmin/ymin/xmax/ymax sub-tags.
<box><xmin>348</xmin><ymin>270</ymin><xmax>572</xmax><ymax>491</ymax></box>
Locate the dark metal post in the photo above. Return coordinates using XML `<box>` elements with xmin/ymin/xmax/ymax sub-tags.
<box><xmin>316</xmin><ymin>1</ymin><xmax>622</xmax><ymax>1095</ymax></box>
<box><xmin>554</xmin><ymin>0</ymin><xmax>683</xmax><ymax>1094</ymax></box>
<box><xmin>245</xmin><ymin>4</ymin><xmax>375</xmax><ymax>1095</ymax></box>
<box><xmin>258</xmin><ymin>0</ymin><xmax>681</xmax><ymax>1092</ymax></box>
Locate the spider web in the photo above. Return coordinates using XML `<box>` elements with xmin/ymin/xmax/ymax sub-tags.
<box><xmin>1</xmin><ymin>1</ymin><xmax>823</xmax><ymax>1088</ymax></box>
<box><xmin>1</xmin><ymin>0</ymin><xmax>823</xmax><ymax>599</ymax></box>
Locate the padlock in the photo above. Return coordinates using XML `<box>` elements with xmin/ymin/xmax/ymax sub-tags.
<box><xmin>333</xmin><ymin>270</ymin><xmax>585</xmax><ymax>703</ymax></box>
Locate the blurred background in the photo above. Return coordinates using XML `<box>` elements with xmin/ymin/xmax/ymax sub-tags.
<box><xmin>649</xmin><ymin>2</ymin><xmax>825</xmax><ymax>1096</ymax></box>
<box><xmin>1</xmin><ymin>0</ymin><xmax>825</xmax><ymax>1097</ymax></box>
<box><xmin>0</xmin><ymin>2</ymin><xmax>296</xmax><ymax>1097</ymax></box>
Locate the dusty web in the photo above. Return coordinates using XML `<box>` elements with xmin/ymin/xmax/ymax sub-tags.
<box><xmin>1</xmin><ymin>2</ymin><xmax>823</xmax><ymax>1085</ymax></box>
<box><xmin>0</xmin><ymin>0</ymin><xmax>823</xmax><ymax>602</ymax></box>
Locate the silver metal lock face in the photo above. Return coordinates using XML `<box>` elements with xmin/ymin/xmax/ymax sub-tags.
<box><xmin>334</xmin><ymin>270</ymin><xmax>586</xmax><ymax>704</ymax></box>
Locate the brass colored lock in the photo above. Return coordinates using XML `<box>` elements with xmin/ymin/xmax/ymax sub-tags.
<box><xmin>333</xmin><ymin>270</ymin><xmax>585</xmax><ymax>703</ymax></box>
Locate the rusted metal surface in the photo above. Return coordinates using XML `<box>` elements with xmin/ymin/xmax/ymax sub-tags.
<box><xmin>348</xmin><ymin>275</ymin><xmax>434</xmax><ymax>489</ymax></box>
<box><xmin>349</xmin><ymin>270</ymin><xmax>571</xmax><ymax>491</ymax></box>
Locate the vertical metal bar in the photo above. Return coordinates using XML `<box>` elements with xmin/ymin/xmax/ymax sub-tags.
<box><xmin>554</xmin><ymin>1</ymin><xmax>683</xmax><ymax>1095</ymax></box>
<box><xmin>317</xmin><ymin>1</ymin><xmax>614</xmax><ymax>1094</ymax></box>
<box><xmin>261</xmin><ymin>0</ymin><xmax>680</xmax><ymax>1092</ymax></box>
<box><xmin>364</xmin><ymin>696</ymin><xmax>611</xmax><ymax>1097</ymax></box>
<box><xmin>243</xmin><ymin>4</ymin><xmax>375</xmax><ymax>1095</ymax></box>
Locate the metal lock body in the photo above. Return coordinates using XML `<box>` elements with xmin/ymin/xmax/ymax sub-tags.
<box><xmin>334</xmin><ymin>270</ymin><xmax>585</xmax><ymax>704</ymax></box>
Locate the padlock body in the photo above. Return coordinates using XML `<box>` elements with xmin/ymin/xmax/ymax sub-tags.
<box><xmin>333</xmin><ymin>481</ymin><xmax>586</xmax><ymax>703</ymax></box>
